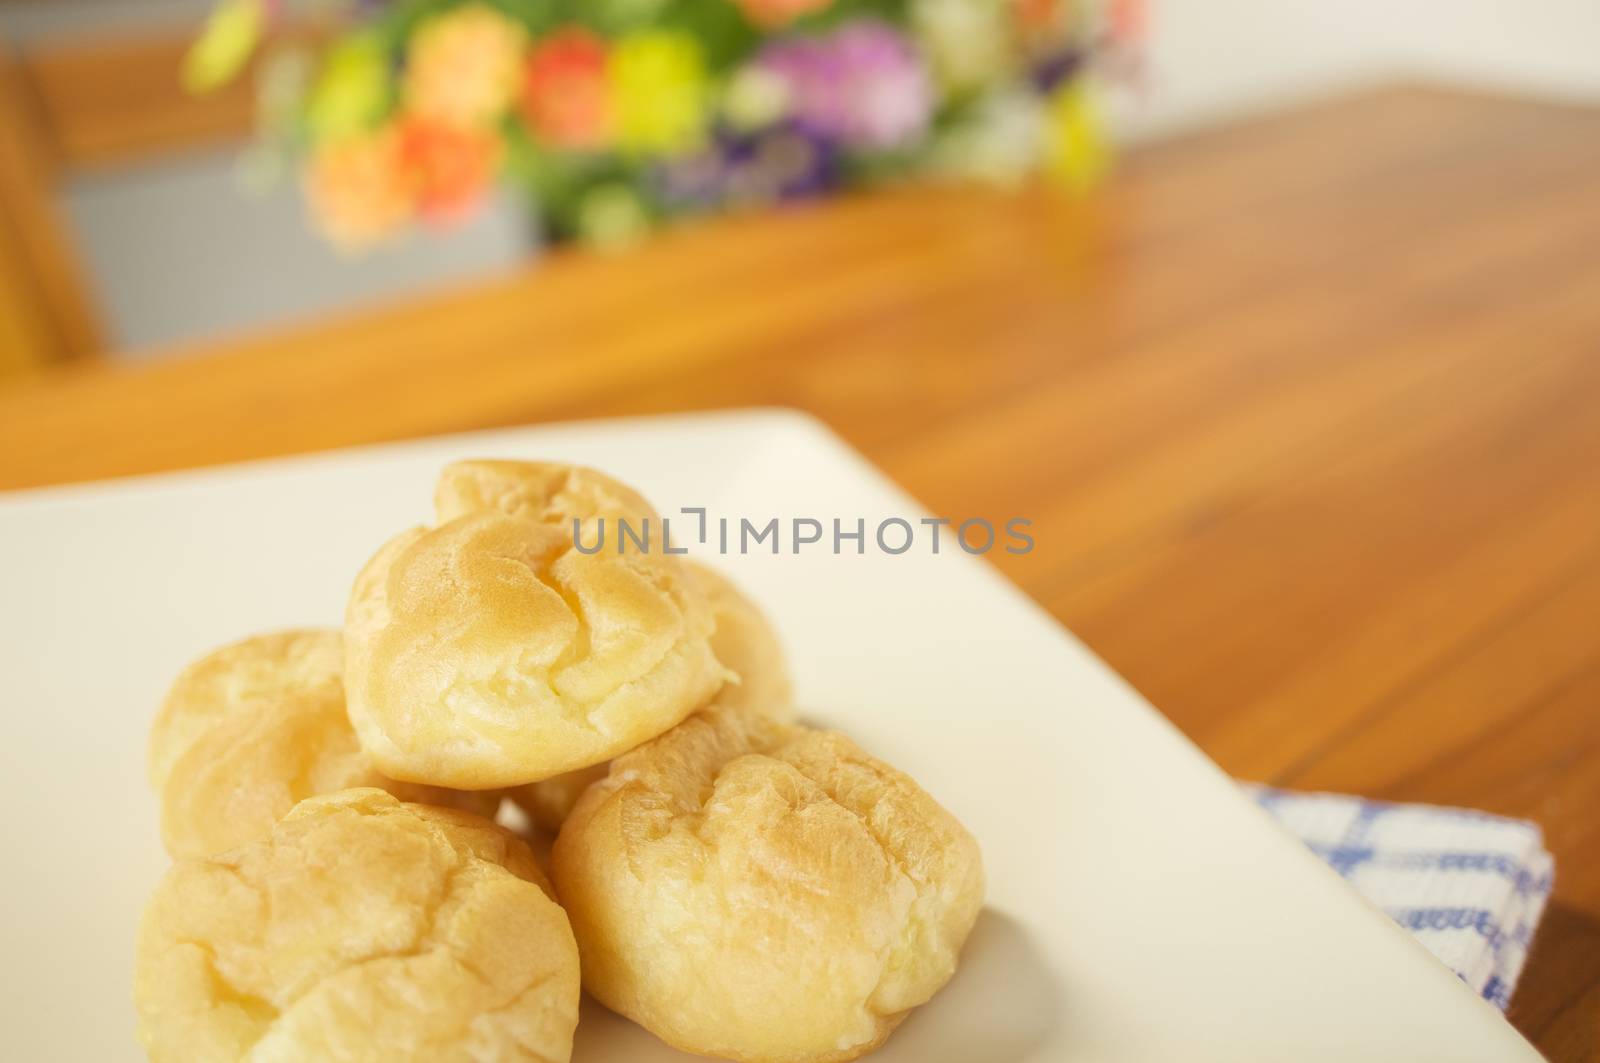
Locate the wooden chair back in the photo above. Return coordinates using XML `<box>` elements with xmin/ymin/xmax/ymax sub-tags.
<box><xmin>0</xmin><ymin>21</ymin><xmax>260</xmax><ymax>376</ymax></box>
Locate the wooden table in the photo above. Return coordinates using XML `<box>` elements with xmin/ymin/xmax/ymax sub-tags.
<box><xmin>3</xmin><ymin>86</ymin><xmax>1597</xmax><ymax>1058</ymax></box>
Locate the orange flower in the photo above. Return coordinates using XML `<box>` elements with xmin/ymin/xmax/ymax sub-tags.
<box><xmin>1013</xmin><ymin>0</ymin><xmax>1060</xmax><ymax>33</ymax></box>
<box><xmin>396</xmin><ymin>117</ymin><xmax>500</xmax><ymax>224</ymax></box>
<box><xmin>522</xmin><ymin>27</ymin><xmax>611</xmax><ymax>149</ymax></box>
<box><xmin>303</xmin><ymin>128</ymin><xmax>413</xmax><ymax>250</ymax></box>
<box><xmin>732</xmin><ymin>0</ymin><xmax>832</xmax><ymax>29</ymax></box>
<box><xmin>403</xmin><ymin>3</ymin><xmax>527</xmax><ymax>128</ymax></box>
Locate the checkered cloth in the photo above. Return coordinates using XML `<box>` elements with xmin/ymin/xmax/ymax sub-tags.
<box><xmin>1248</xmin><ymin>786</ymin><xmax>1554</xmax><ymax>1011</ymax></box>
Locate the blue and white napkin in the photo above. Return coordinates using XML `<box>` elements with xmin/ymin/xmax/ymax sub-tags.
<box><xmin>1248</xmin><ymin>786</ymin><xmax>1554</xmax><ymax>1011</ymax></box>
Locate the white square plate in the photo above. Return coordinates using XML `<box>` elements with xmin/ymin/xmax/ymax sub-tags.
<box><xmin>0</xmin><ymin>410</ymin><xmax>1542</xmax><ymax>1062</ymax></box>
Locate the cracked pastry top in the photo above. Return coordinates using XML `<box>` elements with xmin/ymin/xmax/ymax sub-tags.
<box><xmin>345</xmin><ymin>461</ymin><xmax>727</xmax><ymax>789</ymax></box>
<box><xmin>551</xmin><ymin>702</ymin><xmax>985</xmax><ymax>1063</ymax></box>
<box><xmin>134</xmin><ymin>788</ymin><xmax>581</xmax><ymax>1063</ymax></box>
<box><xmin>509</xmin><ymin>559</ymin><xmax>797</xmax><ymax>832</ymax></box>
<box><xmin>148</xmin><ymin>629</ymin><xmax>497</xmax><ymax>859</ymax></box>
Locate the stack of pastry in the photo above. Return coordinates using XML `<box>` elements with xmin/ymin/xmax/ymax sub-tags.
<box><xmin>135</xmin><ymin>461</ymin><xmax>984</xmax><ymax>1063</ymax></box>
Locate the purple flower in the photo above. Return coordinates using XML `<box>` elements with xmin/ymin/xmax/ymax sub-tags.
<box><xmin>1031</xmin><ymin>47</ymin><xmax>1085</xmax><ymax>93</ymax></box>
<box><xmin>655</xmin><ymin>121</ymin><xmax>840</xmax><ymax>211</ymax></box>
<box><xmin>654</xmin><ymin>149</ymin><xmax>727</xmax><ymax>210</ymax></box>
<box><xmin>755</xmin><ymin>21</ymin><xmax>933</xmax><ymax>151</ymax></box>
<box><xmin>726</xmin><ymin>122</ymin><xmax>840</xmax><ymax>201</ymax></box>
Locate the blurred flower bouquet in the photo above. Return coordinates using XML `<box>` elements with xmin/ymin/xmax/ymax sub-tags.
<box><xmin>189</xmin><ymin>0</ymin><xmax>1140</xmax><ymax>249</ymax></box>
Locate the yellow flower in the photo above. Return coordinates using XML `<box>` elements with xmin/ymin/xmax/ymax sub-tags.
<box><xmin>183</xmin><ymin>0</ymin><xmax>264</xmax><ymax>93</ymax></box>
<box><xmin>404</xmin><ymin>3</ymin><xmax>527</xmax><ymax>128</ymax></box>
<box><xmin>1045</xmin><ymin>81</ymin><xmax>1111</xmax><ymax>191</ymax></box>
<box><xmin>608</xmin><ymin>31</ymin><xmax>707</xmax><ymax>157</ymax></box>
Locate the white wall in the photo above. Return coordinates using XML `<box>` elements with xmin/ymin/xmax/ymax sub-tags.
<box><xmin>1120</xmin><ymin>0</ymin><xmax>1600</xmax><ymax>140</ymax></box>
<box><xmin>1398</xmin><ymin>0</ymin><xmax>1600</xmax><ymax>100</ymax></box>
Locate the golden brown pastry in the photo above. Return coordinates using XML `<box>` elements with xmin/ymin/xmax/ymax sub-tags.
<box><xmin>551</xmin><ymin>705</ymin><xmax>985</xmax><ymax>1063</ymax></box>
<box><xmin>432</xmin><ymin>458</ymin><xmax>655</xmax><ymax>529</ymax></box>
<box><xmin>345</xmin><ymin>461</ymin><xmax>726</xmax><ymax>789</ymax></box>
<box><xmin>135</xmin><ymin>788</ymin><xmax>580</xmax><ymax>1063</ymax></box>
<box><xmin>506</xmin><ymin>764</ymin><xmax>607</xmax><ymax>838</ymax></box>
<box><xmin>684</xmin><ymin>562</ymin><xmax>795</xmax><ymax>717</ymax></box>
<box><xmin>509</xmin><ymin>561</ymin><xmax>795</xmax><ymax>831</ymax></box>
<box><xmin>148</xmin><ymin>630</ymin><xmax>497</xmax><ymax>860</ymax></box>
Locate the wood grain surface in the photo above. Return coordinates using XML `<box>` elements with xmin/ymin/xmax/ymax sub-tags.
<box><xmin>1</xmin><ymin>87</ymin><xmax>1597</xmax><ymax>1058</ymax></box>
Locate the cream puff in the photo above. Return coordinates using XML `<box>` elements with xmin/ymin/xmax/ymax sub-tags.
<box><xmin>148</xmin><ymin>630</ymin><xmax>497</xmax><ymax>860</ymax></box>
<box><xmin>509</xmin><ymin>560</ymin><xmax>795</xmax><ymax>831</ymax></box>
<box><xmin>134</xmin><ymin>788</ymin><xmax>580</xmax><ymax>1063</ymax></box>
<box><xmin>683</xmin><ymin>562</ymin><xmax>794</xmax><ymax>717</ymax></box>
<box><xmin>552</xmin><ymin>704</ymin><xmax>985</xmax><ymax>1063</ymax></box>
<box><xmin>345</xmin><ymin>461</ymin><xmax>726</xmax><ymax>789</ymax></box>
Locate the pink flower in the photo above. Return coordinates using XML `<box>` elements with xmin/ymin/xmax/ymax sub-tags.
<box><xmin>756</xmin><ymin>22</ymin><xmax>932</xmax><ymax>150</ymax></box>
<box><xmin>1110</xmin><ymin>0</ymin><xmax>1146</xmax><ymax>44</ymax></box>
